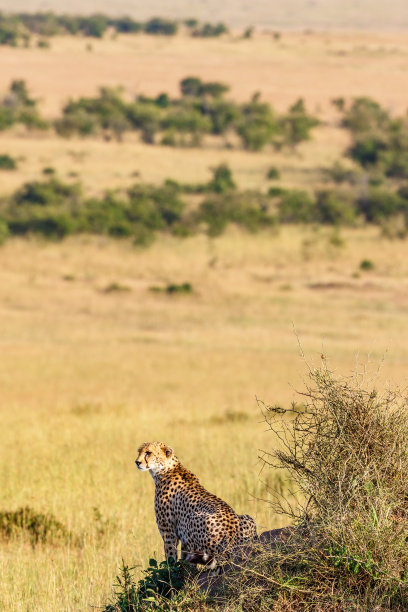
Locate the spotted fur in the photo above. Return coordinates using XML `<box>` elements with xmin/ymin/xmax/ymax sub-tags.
<box><xmin>135</xmin><ymin>441</ymin><xmax>257</xmax><ymax>564</ymax></box>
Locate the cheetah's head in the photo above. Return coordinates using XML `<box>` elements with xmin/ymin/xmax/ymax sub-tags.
<box><xmin>135</xmin><ymin>442</ymin><xmax>178</xmax><ymax>476</ymax></box>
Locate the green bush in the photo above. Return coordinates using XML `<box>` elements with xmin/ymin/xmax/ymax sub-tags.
<box><xmin>37</xmin><ymin>38</ymin><xmax>50</xmax><ymax>48</ymax></box>
<box><xmin>110</xmin><ymin>17</ymin><xmax>142</xmax><ymax>34</ymax></box>
<box><xmin>206</xmin><ymin>99</ymin><xmax>240</xmax><ymax>135</ymax></box>
<box><xmin>207</xmin><ymin>163</ymin><xmax>236</xmax><ymax>193</ymax></box>
<box><xmin>128</xmin><ymin>183</ymin><xmax>186</xmax><ymax>227</ymax></box>
<box><xmin>0</xmin><ymin>106</ymin><xmax>14</xmax><ymax>130</ymax></box>
<box><xmin>277</xmin><ymin>98</ymin><xmax>319</xmax><ymax>149</ymax></box>
<box><xmin>103</xmin><ymin>282</ymin><xmax>131</xmax><ymax>293</ymax></box>
<box><xmin>342</xmin><ymin>98</ymin><xmax>408</xmax><ymax>181</ymax></box>
<box><xmin>356</xmin><ymin>188</ymin><xmax>406</xmax><ymax>222</ymax></box>
<box><xmin>42</xmin><ymin>166</ymin><xmax>55</xmax><ymax>175</ymax></box>
<box><xmin>266</xmin><ymin>166</ymin><xmax>280</xmax><ymax>180</ymax></box>
<box><xmin>144</xmin><ymin>17</ymin><xmax>178</xmax><ymax>36</ymax></box>
<box><xmin>0</xmin><ymin>22</ymin><xmax>19</xmax><ymax>46</ymax></box>
<box><xmin>79</xmin><ymin>194</ymin><xmax>134</xmax><ymax>237</ymax></box>
<box><xmin>349</xmin><ymin>134</ymin><xmax>388</xmax><ymax>167</ymax></box>
<box><xmin>4</xmin><ymin>178</ymin><xmax>81</xmax><ymax>239</ymax></box>
<box><xmin>7</xmin><ymin>168</ymin><xmax>407</xmax><ymax>247</ymax></box>
<box><xmin>0</xmin><ymin>153</ymin><xmax>17</xmax><ymax>169</ymax></box>
<box><xmin>179</xmin><ymin>77</ymin><xmax>202</xmax><ymax>97</ymax></box>
<box><xmin>79</xmin><ymin>14</ymin><xmax>108</xmax><ymax>38</ymax></box>
<box><xmin>360</xmin><ymin>258</ymin><xmax>375</xmax><ymax>271</ymax></box>
<box><xmin>0</xmin><ymin>506</ymin><xmax>72</xmax><ymax>546</ymax></box>
<box><xmin>342</xmin><ymin>97</ymin><xmax>390</xmax><ymax>134</ymax></box>
<box><xmin>126</xmin><ymin>102</ymin><xmax>161</xmax><ymax>143</ymax></box>
<box><xmin>199</xmin><ymin>81</ymin><xmax>230</xmax><ymax>98</ymax></box>
<box><xmin>7</xmin><ymin>208</ymin><xmax>75</xmax><ymax>239</ymax></box>
<box><xmin>192</xmin><ymin>22</ymin><xmax>228</xmax><ymax>37</ymax></box>
<box><xmin>77</xmin><ymin>182</ymin><xmax>185</xmax><ymax>239</ymax></box>
<box><xmin>315</xmin><ymin>189</ymin><xmax>356</xmax><ymax>225</ymax></box>
<box><xmin>155</xmin><ymin>93</ymin><xmax>170</xmax><ymax>108</ymax></box>
<box><xmin>180</xmin><ymin>77</ymin><xmax>229</xmax><ymax>99</ymax></box>
<box><xmin>103</xmin><ymin>558</ymin><xmax>196</xmax><ymax>611</ymax></box>
<box><xmin>184</xmin><ymin>18</ymin><xmax>198</xmax><ymax>29</ymax></box>
<box><xmin>278</xmin><ymin>190</ymin><xmax>316</xmax><ymax>223</ymax></box>
<box><xmin>150</xmin><ymin>282</ymin><xmax>193</xmax><ymax>295</ymax></box>
<box><xmin>0</xmin><ymin>79</ymin><xmax>47</xmax><ymax>131</ymax></box>
<box><xmin>161</xmin><ymin>107</ymin><xmax>211</xmax><ymax>144</ymax></box>
<box><xmin>0</xmin><ymin>219</ymin><xmax>9</xmax><ymax>245</ymax></box>
<box><xmin>19</xmin><ymin>12</ymin><xmax>61</xmax><ymax>36</ymax></box>
<box><xmin>58</xmin><ymin>87</ymin><xmax>130</xmax><ymax>140</ymax></box>
<box><xmin>268</xmin><ymin>186</ymin><xmax>287</xmax><ymax>197</ymax></box>
<box><xmin>55</xmin><ymin>110</ymin><xmax>98</xmax><ymax>137</ymax></box>
<box><xmin>237</xmin><ymin>99</ymin><xmax>276</xmax><ymax>151</ymax></box>
<box><xmin>198</xmin><ymin>191</ymin><xmax>274</xmax><ymax>235</ymax></box>
<box><xmin>13</xmin><ymin>177</ymin><xmax>81</xmax><ymax>207</ymax></box>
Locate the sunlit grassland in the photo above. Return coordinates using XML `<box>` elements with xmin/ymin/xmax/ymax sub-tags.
<box><xmin>1</xmin><ymin>27</ymin><xmax>407</xmax><ymax>200</ymax></box>
<box><xmin>1</xmin><ymin>30</ymin><xmax>408</xmax><ymax>118</ymax></box>
<box><xmin>1</xmin><ymin>227</ymin><xmax>408</xmax><ymax>608</ymax></box>
<box><xmin>0</xmin><ymin>124</ymin><xmax>350</xmax><ymax>196</ymax></box>
<box><xmin>0</xmin><ymin>23</ymin><xmax>408</xmax><ymax>611</ymax></box>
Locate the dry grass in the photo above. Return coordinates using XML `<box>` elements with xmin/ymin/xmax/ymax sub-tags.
<box><xmin>220</xmin><ymin>366</ymin><xmax>408</xmax><ymax>610</ymax></box>
<box><xmin>1</xmin><ymin>227</ymin><xmax>408</xmax><ymax>608</ymax></box>
<box><xmin>0</xmin><ymin>124</ymin><xmax>349</xmax><ymax>196</ymax></box>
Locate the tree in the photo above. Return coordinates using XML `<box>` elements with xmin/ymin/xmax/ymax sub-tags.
<box><xmin>144</xmin><ymin>18</ymin><xmax>178</xmax><ymax>36</ymax></box>
<box><xmin>237</xmin><ymin>99</ymin><xmax>276</xmax><ymax>151</ymax></box>
<box><xmin>180</xmin><ymin>77</ymin><xmax>203</xmax><ymax>97</ymax></box>
<box><xmin>207</xmin><ymin>163</ymin><xmax>236</xmax><ymax>193</ymax></box>
<box><xmin>277</xmin><ymin>98</ymin><xmax>319</xmax><ymax>150</ymax></box>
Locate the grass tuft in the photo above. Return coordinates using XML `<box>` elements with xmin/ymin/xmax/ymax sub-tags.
<box><xmin>149</xmin><ymin>282</ymin><xmax>193</xmax><ymax>295</ymax></box>
<box><xmin>0</xmin><ymin>506</ymin><xmax>73</xmax><ymax>547</ymax></box>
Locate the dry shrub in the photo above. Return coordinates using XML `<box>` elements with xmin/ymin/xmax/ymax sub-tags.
<box><xmin>221</xmin><ymin>365</ymin><xmax>408</xmax><ymax>611</ymax></box>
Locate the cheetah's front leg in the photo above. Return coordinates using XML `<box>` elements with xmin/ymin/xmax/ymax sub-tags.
<box><xmin>162</xmin><ymin>531</ymin><xmax>179</xmax><ymax>562</ymax></box>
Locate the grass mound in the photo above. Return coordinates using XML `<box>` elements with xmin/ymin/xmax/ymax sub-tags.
<box><xmin>222</xmin><ymin>366</ymin><xmax>408</xmax><ymax>610</ymax></box>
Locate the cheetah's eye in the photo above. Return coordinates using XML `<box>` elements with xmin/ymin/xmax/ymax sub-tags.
<box><xmin>145</xmin><ymin>451</ymin><xmax>151</xmax><ymax>458</ymax></box>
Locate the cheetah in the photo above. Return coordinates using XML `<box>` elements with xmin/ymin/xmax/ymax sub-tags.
<box><xmin>135</xmin><ymin>441</ymin><xmax>257</xmax><ymax>566</ymax></box>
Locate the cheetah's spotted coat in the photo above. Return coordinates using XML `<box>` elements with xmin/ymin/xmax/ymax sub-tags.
<box><xmin>135</xmin><ymin>441</ymin><xmax>257</xmax><ymax>565</ymax></box>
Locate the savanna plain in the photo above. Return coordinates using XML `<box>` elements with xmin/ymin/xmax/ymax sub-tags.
<box><xmin>1</xmin><ymin>23</ymin><xmax>408</xmax><ymax>611</ymax></box>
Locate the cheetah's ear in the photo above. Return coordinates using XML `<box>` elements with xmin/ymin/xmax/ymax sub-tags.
<box><xmin>165</xmin><ymin>446</ymin><xmax>173</xmax><ymax>458</ymax></box>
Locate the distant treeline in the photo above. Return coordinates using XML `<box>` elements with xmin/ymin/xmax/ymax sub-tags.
<box><xmin>1</xmin><ymin>159</ymin><xmax>408</xmax><ymax>245</ymax></box>
<box><xmin>2</xmin><ymin>84</ymin><xmax>408</xmax><ymax>244</ymax></box>
<box><xmin>0</xmin><ymin>79</ymin><xmax>319</xmax><ymax>152</ymax></box>
<box><xmin>0</xmin><ymin>12</ymin><xmax>230</xmax><ymax>46</ymax></box>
